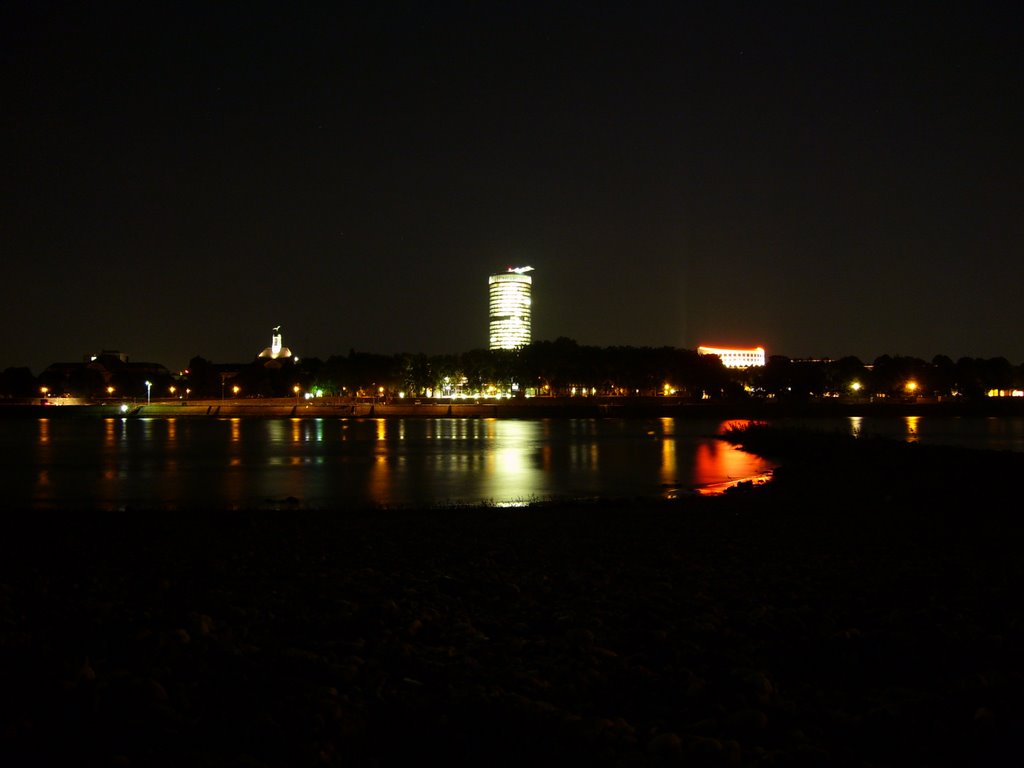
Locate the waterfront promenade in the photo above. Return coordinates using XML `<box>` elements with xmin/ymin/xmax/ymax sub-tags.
<box><xmin>5</xmin><ymin>396</ymin><xmax>1024</xmax><ymax>419</ymax></box>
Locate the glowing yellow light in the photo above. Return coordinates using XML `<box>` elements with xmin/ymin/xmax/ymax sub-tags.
<box><xmin>905</xmin><ymin>381</ymin><xmax>918</xmax><ymax>393</ymax></box>
<box><xmin>850</xmin><ymin>381</ymin><xmax>862</xmax><ymax>392</ymax></box>
<box><xmin>40</xmin><ymin>386</ymin><xmax>49</xmax><ymax>395</ymax></box>
<box><xmin>169</xmin><ymin>386</ymin><xmax>176</xmax><ymax>395</ymax></box>
<box><xmin>232</xmin><ymin>385</ymin><xmax>240</xmax><ymax>396</ymax></box>
<box><xmin>293</xmin><ymin>385</ymin><xmax>300</xmax><ymax>394</ymax></box>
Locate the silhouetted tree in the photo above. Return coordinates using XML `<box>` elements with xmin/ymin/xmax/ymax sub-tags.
<box><xmin>0</xmin><ymin>367</ymin><xmax>36</xmax><ymax>398</ymax></box>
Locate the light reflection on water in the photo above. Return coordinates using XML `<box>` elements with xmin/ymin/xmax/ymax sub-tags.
<box><xmin>833</xmin><ymin>414</ymin><xmax>1024</xmax><ymax>452</ymax></box>
<box><xmin>3</xmin><ymin>416</ymin><xmax>780</xmax><ymax>510</ymax></box>
<box><xmin>905</xmin><ymin>415</ymin><xmax>921</xmax><ymax>442</ymax></box>
<box><xmin>11</xmin><ymin>413</ymin><xmax>1021</xmax><ymax>511</ymax></box>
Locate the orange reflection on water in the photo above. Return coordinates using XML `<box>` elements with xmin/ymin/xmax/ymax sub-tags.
<box><xmin>660</xmin><ymin>417</ymin><xmax>677</xmax><ymax>487</ymax></box>
<box><xmin>37</xmin><ymin>418</ymin><xmax>52</xmax><ymax>488</ymax></box>
<box><xmin>367</xmin><ymin>454</ymin><xmax>391</xmax><ymax>504</ymax></box>
<box><xmin>366</xmin><ymin>419</ymin><xmax>392</xmax><ymax>503</ymax></box>
<box><xmin>905</xmin><ymin>415</ymin><xmax>920</xmax><ymax>443</ymax></box>
<box><xmin>693</xmin><ymin>421</ymin><xmax>775</xmax><ymax>495</ymax></box>
<box><xmin>230</xmin><ymin>418</ymin><xmax>241</xmax><ymax>442</ymax></box>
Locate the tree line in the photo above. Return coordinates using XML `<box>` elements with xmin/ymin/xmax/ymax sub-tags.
<box><xmin>3</xmin><ymin>340</ymin><xmax>1022</xmax><ymax>400</ymax></box>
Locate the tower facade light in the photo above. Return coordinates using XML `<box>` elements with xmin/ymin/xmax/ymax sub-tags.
<box><xmin>488</xmin><ymin>267</ymin><xmax>533</xmax><ymax>350</ymax></box>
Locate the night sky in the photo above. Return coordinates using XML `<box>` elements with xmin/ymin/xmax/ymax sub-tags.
<box><xmin>3</xmin><ymin>1</ymin><xmax>1022</xmax><ymax>374</ymax></box>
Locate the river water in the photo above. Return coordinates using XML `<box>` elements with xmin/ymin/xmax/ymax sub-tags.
<box><xmin>2</xmin><ymin>415</ymin><xmax>1022</xmax><ymax>510</ymax></box>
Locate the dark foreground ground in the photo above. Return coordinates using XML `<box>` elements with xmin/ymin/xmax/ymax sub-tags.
<box><xmin>2</xmin><ymin>427</ymin><xmax>1023</xmax><ymax>766</ymax></box>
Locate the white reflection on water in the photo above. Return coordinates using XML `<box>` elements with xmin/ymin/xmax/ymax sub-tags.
<box><xmin>484</xmin><ymin>418</ymin><xmax>544</xmax><ymax>505</ymax></box>
<box><xmin>266</xmin><ymin>419</ymin><xmax>287</xmax><ymax>443</ymax></box>
<box><xmin>849</xmin><ymin>416</ymin><xmax>863</xmax><ymax>438</ymax></box>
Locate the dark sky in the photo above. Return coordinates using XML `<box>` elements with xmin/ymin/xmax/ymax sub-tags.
<box><xmin>3</xmin><ymin>1</ymin><xmax>1022</xmax><ymax>373</ymax></box>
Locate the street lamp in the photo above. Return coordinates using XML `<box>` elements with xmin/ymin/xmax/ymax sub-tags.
<box><xmin>232</xmin><ymin>385</ymin><xmax>240</xmax><ymax>398</ymax></box>
<box><xmin>293</xmin><ymin>384</ymin><xmax>300</xmax><ymax>402</ymax></box>
<box><xmin>145</xmin><ymin>380</ymin><xmax>152</xmax><ymax>405</ymax></box>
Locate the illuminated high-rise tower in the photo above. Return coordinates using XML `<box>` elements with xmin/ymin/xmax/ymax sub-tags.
<box><xmin>488</xmin><ymin>266</ymin><xmax>533</xmax><ymax>350</ymax></box>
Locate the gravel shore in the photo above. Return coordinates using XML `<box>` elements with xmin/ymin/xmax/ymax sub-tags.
<box><xmin>2</xmin><ymin>428</ymin><xmax>1022</xmax><ymax>766</ymax></box>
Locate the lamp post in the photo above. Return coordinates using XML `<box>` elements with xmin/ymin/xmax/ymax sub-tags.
<box><xmin>145</xmin><ymin>380</ymin><xmax>152</xmax><ymax>405</ymax></box>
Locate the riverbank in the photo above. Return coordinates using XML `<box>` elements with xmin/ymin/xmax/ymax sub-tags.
<box><xmin>1</xmin><ymin>428</ymin><xmax>1022</xmax><ymax>766</ymax></box>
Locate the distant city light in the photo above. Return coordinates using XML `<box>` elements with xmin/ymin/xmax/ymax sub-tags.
<box><xmin>258</xmin><ymin>326</ymin><xmax>295</xmax><ymax>360</ymax></box>
<box><xmin>697</xmin><ymin>346</ymin><xmax>766</xmax><ymax>369</ymax></box>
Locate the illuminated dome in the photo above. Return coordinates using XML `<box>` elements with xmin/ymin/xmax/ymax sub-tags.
<box><xmin>258</xmin><ymin>326</ymin><xmax>294</xmax><ymax>360</ymax></box>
